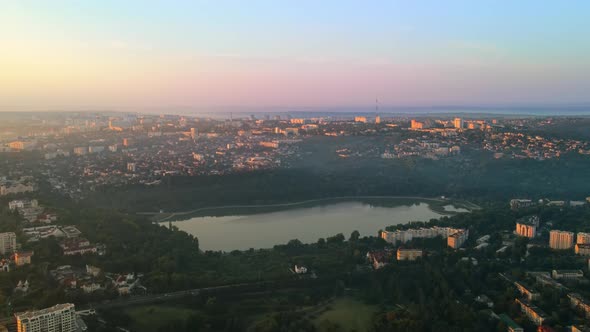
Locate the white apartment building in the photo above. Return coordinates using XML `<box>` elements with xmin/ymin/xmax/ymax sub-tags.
<box><xmin>15</xmin><ymin>303</ymin><xmax>76</xmax><ymax>332</ymax></box>
<box><xmin>0</xmin><ymin>232</ymin><xmax>17</xmax><ymax>255</ymax></box>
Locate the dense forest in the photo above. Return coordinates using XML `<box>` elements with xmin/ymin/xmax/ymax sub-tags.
<box><xmin>84</xmin><ymin>152</ymin><xmax>590</xmax><ymax>212</ymax></box>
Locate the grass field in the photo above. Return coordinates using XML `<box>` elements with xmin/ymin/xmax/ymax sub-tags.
<box><xmin>124</xmin><ymin>305</ymin><xmax>197</xmax><ymax>332</ymax></box>
<box><xmin>313</xmin><ymin>297</ymin><xmax>378</xmax><ymax>332</ymax></box>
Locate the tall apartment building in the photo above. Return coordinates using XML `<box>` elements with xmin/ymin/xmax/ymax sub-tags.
<box><xmin>448</xmin><ymin>229</ymin><xmax>469</xmax><ymax>249</ymax></box>
<box><xmin>576</xmin><ymin>244</ymin><xmax>590</xmax><ymax>256</ymax></box>
<box><xmin>410</xmin><ymin>119</ymin><xmax>424</xmax><ymax>129</ymax></box>
<box><xmin>549</xmin><ymin>230</ymin><xmax>574</xmax><ymax>250</ymax></box>
<box><xmin>515</xmin><ymin>222</ymin><xmax>536</xmax><ymax>238</ymax></box>
<box><xmin>577</xmin><ymin>232</ymin><xmax>590</xmax><ymax>244</ymax></box>
<box><xmin>15</xmin><ymin>303</ymin><xmax>76</xmax><ymax>332</ymax></box>
<box><xmin>453</xmin><ymin>117</ymin><xmax>463</xmax><ymax>129</ymax></box>
<box><xmin>0</xmin><ymin>232</ymin><xmax>17</xmax><ymax>255</ymax></box>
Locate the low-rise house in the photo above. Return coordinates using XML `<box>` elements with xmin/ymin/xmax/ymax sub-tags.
<box><xmin>294</xmin><ymin>265</ymin><xmax>307</xmax><ymax>274</ymax></box>
<box><xmin>86</xmin><ymin>265</ymin><xmax>101</xmax><ymax>277</ymax></box>
<box><xmin>14</xmin><ymin>280</ymin><xmax>29</xmax><ymax>294</ymax></box>
<box><xmin>60</xmin><ymin>238</ymin><xmax>97</xmax><ymax>256</ymax></box>
<box><xmin>396</xmin><ymin>248</ymin><xmax>423</xmax><ymax>261</ymax></box>
<box><xmin>0</xmin><ymin>259</ymin><xmax>10</xmax><ymax>272</ymax></box>
<box><xmin>366</xmin><ymin>250</ymin><xmax>394</xmax><ymax>269</ymax></box>
<box><xmin>14</xmin><ymin>251</ymin><xmax>33</xmax><ymax>266</ymax></box>
<box><xmin>61</xmin><ymin>226</ymin><xmax>82</xmax><ymax>238</ymax></box>
<box><xmin>81</xmin><ymin>283</ymin><xmax>103</xmax><ymax>294</ymax></box>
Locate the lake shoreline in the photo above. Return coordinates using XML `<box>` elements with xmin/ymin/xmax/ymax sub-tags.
<box><xmin>144</xmin><ymin>196</ymin><xmax>478</xmax><ymax>222</ymax></box>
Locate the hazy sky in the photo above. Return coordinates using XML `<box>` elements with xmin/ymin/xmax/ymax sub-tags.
<box><xmin>1</xmin><ymin>1</ymin><xmax>590</xmax><ymax>112</ymax></box>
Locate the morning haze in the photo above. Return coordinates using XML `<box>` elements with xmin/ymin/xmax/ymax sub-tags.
<box><xmin>1</xmin><ymin>1</ymin><xmax>590</xmax><ymax>332</ymax></box>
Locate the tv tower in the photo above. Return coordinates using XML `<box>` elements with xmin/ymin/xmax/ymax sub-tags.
<box><xmin>374</xmin><ymin>97</ymin><xmax>381</xmax><ymax>124</ymax></box>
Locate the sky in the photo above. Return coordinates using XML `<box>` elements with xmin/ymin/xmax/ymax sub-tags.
<box><xmin>1</xmin><ymin>1</ymin><xmax>590</xmax><ymax>112</ymax></box>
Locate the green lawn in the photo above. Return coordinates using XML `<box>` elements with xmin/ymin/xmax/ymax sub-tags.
<box><xmin>313</xmin><ymin>297</ymin><xmax>378</xmax><ymax>332</ymax></box>
<box><xmin>124</xmin><ymin>305</ymin><xmax>197</xmax><ymax>332</ymax></box>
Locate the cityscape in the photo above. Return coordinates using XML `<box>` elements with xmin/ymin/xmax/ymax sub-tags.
<box><xmin>2</xmin><ymin>1</ymin><xmax>590</xmax><ymax>332</ymax></box>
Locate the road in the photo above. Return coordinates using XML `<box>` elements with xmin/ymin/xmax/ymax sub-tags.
<box><xmin>0</xmin><ymin>281</ymin><xmax>270</xmax><ymax>327</ymax></box>
<box><xmin>80</xmin><ymin>281</ymin><xmax>270</xmax><ymax>310</ymax></box>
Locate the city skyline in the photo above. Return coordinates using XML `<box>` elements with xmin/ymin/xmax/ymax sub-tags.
<box><xmin>2</xmin><ymin>1</ymin><xmax>590</xmax><ymax>112</ymax></box>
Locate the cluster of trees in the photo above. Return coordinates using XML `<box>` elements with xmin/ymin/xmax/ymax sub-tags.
<box><xmin>82</xmin><ymin>149</ymin><xmax>590</xmax><ymax>213</ymax></box>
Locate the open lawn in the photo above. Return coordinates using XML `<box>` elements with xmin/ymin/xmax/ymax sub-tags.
<box><xmin>124</xmin><ymin>305</ymin><xmax>197</xmax><ymax>332</ymax></box>
<box><xmin>313</xmin><ymin>297</ymin><xmax>379</xmax><ymax>332</ymax></box>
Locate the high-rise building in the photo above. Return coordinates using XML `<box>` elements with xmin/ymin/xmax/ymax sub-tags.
<box><xmin>575</xmin><ymin>243</ymin><xmax>590</xmax><ymax>256</ymax></box>
<box><xmin>127</xmin><ymin>163</ymin><xmax>136</xmax><ymax>172</ymax></box>
<box><xmin>190</xmin><ymin>128</ymin><xmax>198</xmax><ymax>140</ymax></box>
<box><xmin>577</xmin><ymin>232</ymin><xmax>590</xmax><ymax>244</ymax></box>
<box><xmin>15</xmin><ymin>303</ymin><xmax>76</xmax><ymax>332</ymax></box>
<box><xmin>515</xmin><ymin>222</ymin><xmax>537</xmax><ymax>238</ymax></box>
<box><xmin>549</xmin><ymin>230</ymin><xmax>574</xmax><ymax>250</ymax></box>
<box><xmin>453</xmin><ymin>117</ymin><xmax>463</xmax><ymax>129</ymax></box>
<box><xmin>375</xmin><ymin>115</ymin><xmax>381</xmax><ymax>124</ymax></box>
<box><xmin>447</xmin><ymin>229</ymin><xmax>469</xmax><ymax>249</ymax></box>
<box><xmin>0</xmin><ymin>232</ymin><xmax>16</xmax><ymax>255</ymax></box>
<box><xmin>410</xmin><ymin>119</ymin><xmax>424</xmax><ymax>129</ymax></box>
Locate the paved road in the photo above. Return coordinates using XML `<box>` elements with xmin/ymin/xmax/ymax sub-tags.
<box><xmin>79</xmin><ymin>281</ymin><xmax>269</xmax><ymax>310</ymax></box>
<box><xmin>0</xmin><ymin>281</ymin><xmax>270</xmax><ymax>326</ymax></box>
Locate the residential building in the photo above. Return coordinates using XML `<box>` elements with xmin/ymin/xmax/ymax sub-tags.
<box><xmin>0</xmin><ymin>183</ymin><xmax>34</xmax><ymax>196</ymax></box>
<box><xmin>453</xmin><ymin>117</ymin><xmax>463</xmax><ymax>129</ymax></box>
<box><xmin>15</xmin><ymin>303</ymin><xmax>76</xmax><ymax>332</ymax></box>
<box><xmin>568</xmin><ymin>293</ymin><xmax>590</xmax><ymax>319</ymax></box>
<box><xmin>380</xmin><ymin>227</ymin><xmax>467</xmax><ymax>248</ymax></box>
<box><xmin>448</xmin><ymin>229</ymin><xmax>469</xmax><ymax>249</ymax></box>
<box><xmin>60</xmin><ymin>238</ymin><xmax>97</xmax><ymax>256</ymax></box>
<box><xmin>578</xmin><ymin>232</ymin><xmax>590</xmax><ymax>244</ymax></box>
<box><xmin>366</xmin><ymin>250</ymin><xmax>394</xmax><ymax>270</ymax></box>
<box><xmin>510</xmin><ymin>199</ymin><xmax>534</xmax><ymax>210</ymax></box>
<box><xmin>516</xmin><ymin>222</ymin><xmax>537</xmax><ymax>238</ymax></box>
<box><xmin>575</xmin><ymin>243</ymin><xmax>590</xmax><ymax>256</ymax></box>
<box><xmin>73</xmin><ymin>147</ymin><xmax>87</xmax><ymax>156</ymax></box>
<box><xmin>514</xmin><ymin>281</ymin><xmax>540</xmax><ymax>301</ymax></box>
<box><xmin>0</xmin><ymin>259</ymin><xmax>10</xmax><ymax>272</ymax></box>
<box><xmin>498</xmin><ymin>313</ymin><xmax>523</xmax><ymax>332</ymax></box>
<box><xmin>552</xmin><ymin>270</ymin><xmax>584</xmax><ymax>281</ymax></box>
<box><xmin>396</xmin><ymin>248</ymin><xmax>423</xmax><ymax>261</ymax></box>
<box><xmin>14</xmin><ymin>251</ymin><xmax>33</xmax><ymax>266</ymax></box>
<box><xmin>8</xmin><ymin>199</ymin><xmax>38</xmax><ymax>211</ymax></box>
<box><xmin>515</xmin><ymin>298</ymin><xmax>547</xmax><ymax>326</ymax></box>
<box><xmin>410</xmin><ymin>119</ymin><xmax>424</xmax><ymax>129</ymax></box>
<box><xmin>549</xmin><ymin>230</ymin><xmax>574</xmax><ymax>250</ymax></box>
<box><xmin>294</xmin><ymin>265</ymin><xmax>307</xmax><ymax>274</ymax></box>
<box><xmin>0</xmin><ymin>232</ymin><xmax>17</xmax><ymax>255</ymax></box>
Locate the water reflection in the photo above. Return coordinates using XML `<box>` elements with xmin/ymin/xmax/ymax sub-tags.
<box><xmin>167</xmin><ymin>201</ymin><xmax>449</xmax><ymax>251</ymax></box>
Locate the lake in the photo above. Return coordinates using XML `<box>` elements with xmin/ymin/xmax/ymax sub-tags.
<box><xmin>166</xmin><ymin>199</ymin><xmax>459</xmax><ymax>251</ymax></box>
